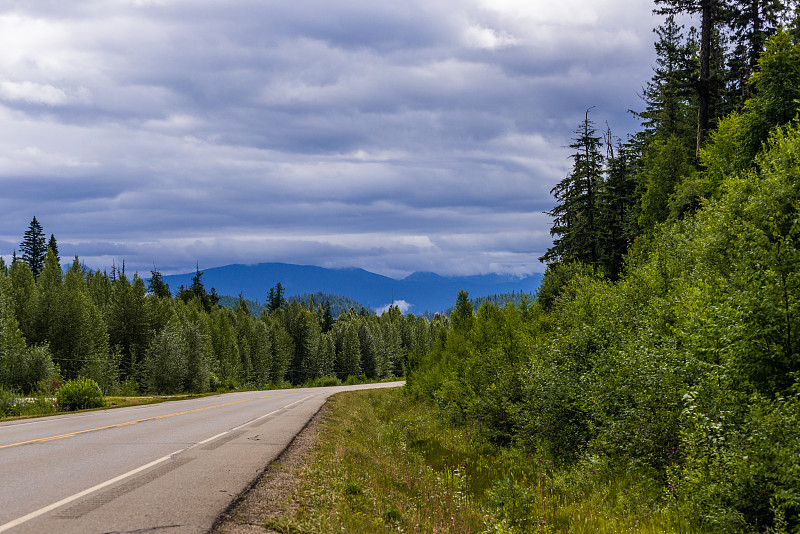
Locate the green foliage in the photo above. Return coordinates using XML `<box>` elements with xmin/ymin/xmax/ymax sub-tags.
<box><xmin>638</xmin><ymin>134</ymin><xmax>697</xmax><ymax>229</ymax></box>
<box><xmin>266</xmin><ymin>282</ymin><xmax>286</xmax><ymax>313</ymax></box>
<box><xmin>293</xmin><ymin>292</ymin><xmax>366</xmax><ymax>320</ymax></box>
<box><xmin>541</xmin><ymin>109</ymin><xmax>605</xmax><ymax>266</ymax></box>
<box><xmin>411</xmin><ymin>118</ymin><xmax>800</xmax><ymax>532</ymax></box>
<box><xmin>19</xmin><ymin>216</ymin><xmax>47</xmax><ymax>280</ymax></box>
<box><xmin>57</xmin><ymin>378</ymin><xmax>104</xmax><ymax>411</ymax></box>
<box><xmin>0</xmin><ymin>272</ymin><xmax>55</xmax><ymax>393</ymax></box>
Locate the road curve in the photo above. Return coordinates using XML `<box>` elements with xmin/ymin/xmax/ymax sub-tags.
<box><xmin>0</xmin><ymin>382</ymin><xmax>402</xmax><ymax>534</ymax></box>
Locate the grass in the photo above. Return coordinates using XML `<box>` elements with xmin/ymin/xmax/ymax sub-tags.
<box><xmin>265</xmin><ymin>388</ymin><xmax>696</xmax><ymax>534</ymax></box>
<box><xmin>0</xmin><ymin>391</ymin><xmax>214</xmax><ymax>422</ymax></box>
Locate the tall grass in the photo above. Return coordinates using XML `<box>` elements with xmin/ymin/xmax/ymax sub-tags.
<box><xmin>267</xmin><ymin>388</ymin><xmax>692</xmax><ymax>533</ymax></box>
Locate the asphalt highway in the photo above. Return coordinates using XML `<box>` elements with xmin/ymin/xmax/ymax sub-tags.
<box><xmin>0</xmin><ymin>382</ymin><xmax>403</xmax><ymax>533</ymax></box>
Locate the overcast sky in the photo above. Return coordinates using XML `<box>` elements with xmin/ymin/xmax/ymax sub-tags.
<box><xmin>0</xmin><ymin>0</ymin><xmax>670</xmax><ymax>278</ymax></box>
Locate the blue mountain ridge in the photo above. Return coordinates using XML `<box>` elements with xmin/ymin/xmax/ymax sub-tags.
<box><xmin>161</xmin><ymin>262</ymin><xmax>543</xmax><ymax>314</ymax></box>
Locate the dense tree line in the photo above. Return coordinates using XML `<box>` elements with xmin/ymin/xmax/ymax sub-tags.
<box><xmin>0</xmin><ymin>237</ymin><xmax>438</xmax><ymax>395</ymax></box>
<box><xmin>409</xmin><ymin>12</ymin><xmax>800</xmax><ymax>534</ymax></box>
<box><xmin>543</xmin><ymin>2</ymin><xmax>800</xmax><ymax>282</ymax></box>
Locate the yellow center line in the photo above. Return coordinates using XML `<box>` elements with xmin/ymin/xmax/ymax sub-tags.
<box><xmin>0</xmin><ymin>393</ymin><xmax>283</xmax><ymax>450</ymax></box>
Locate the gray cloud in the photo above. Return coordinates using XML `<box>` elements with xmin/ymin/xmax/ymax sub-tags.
<box><xmin>0</xmin><ymin>0</ymin><xmax>665</xmax><ymax>278</ymax></box>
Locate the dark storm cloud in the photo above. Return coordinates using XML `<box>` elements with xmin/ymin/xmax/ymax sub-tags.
<box><xmin>0</xmin><ymin>0</ymin><xmax>664</xmax><ymax>277</ymax></box>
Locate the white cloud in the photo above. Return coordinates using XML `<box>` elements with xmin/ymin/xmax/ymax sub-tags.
<box><xmin>0</xmin><ymin>81</ymin><xmax>68</xmax><ymax>105</ymax></box>
<box><xmin>0</xmin><ymin>0</ymin><xmax>666</xmax><ymax>279</ymax></box>
<box><xmin>463</xmin><ymin>23</ymin><xmax>518</xmax><ymax>50</ymax></box>
<box><xmin>376</xmin><ymin>300</ymin><xmax>412</xmax><ymax>314</ymax></box>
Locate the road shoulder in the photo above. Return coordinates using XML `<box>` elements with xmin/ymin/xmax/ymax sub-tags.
<box><xmin>211</xmin><ymin>402</ymin><xmax>329</xmax><ymax>534</ymax></box>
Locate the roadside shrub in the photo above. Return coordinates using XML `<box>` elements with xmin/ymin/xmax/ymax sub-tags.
<box><xmin>57</xmin><ymin>378</ymin><xmax>105</xmax><ymax>411</ymax></box>
<box><xmin>307</xmin><ymin>375</ymin><xmax>341</xmax><ymax>387</ymax></box>
<box><xmin>0</xmin><ymin>387</ymin><xmax>18</xmax><ymax>418</ymax></box>
<box><xmin>344</xmin><ymin>374</ymin><xmax>360</xmax><ymax>385</ymax></box>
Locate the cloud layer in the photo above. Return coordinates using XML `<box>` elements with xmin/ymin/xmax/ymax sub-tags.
<box><xmin>0</xmin><ymin>0</ymin><xmax>664</xmax><ymax>278</ymax></box>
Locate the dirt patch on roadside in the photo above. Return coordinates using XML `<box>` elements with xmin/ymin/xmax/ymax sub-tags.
<box><xmin>211</xmin><ymin>403</ymin><xmax>329</xmax><ymax>534</ymax></box>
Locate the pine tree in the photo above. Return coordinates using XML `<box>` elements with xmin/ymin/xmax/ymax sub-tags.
<box><xmin>338</xmin><ymin>320</ymin><xmax>362</xmax><ymax>379</ymax></box>
<box><xmin>725</xmin><ymin>0</ymin><xmax>792</xmax><ymax>108</ymax></box>
<box><xmin>107</xmin><ymin>272</ymin><xmax>151</xmax><ymax>378</ymax></box>
<box><xmin>8</xmin><ymin>258</ymin><xmax>37</xmax><ymax>342</ymax></box>
<box><xmin>32</xmin><ymin>249</ymin><xmax>63</xmax><ymax>344</ymax></box>
<box><xmin>267</xmin><ymin>282</ymin><xmax>286</xmax><ymax>313</ymax></box>
<box><xmin>450</xmin><ymin>290</ymin><xmax>475</xmax><ymax>333</ymax></box>
<box><xmin>654</xmin><ymin>0</ymin><xmax>728</xmax><ymax>154</ymax></box>
<box><xmin>47</xmin><ymin>234</ymin><xmax>59</xmax><ymax>263</ymax></box>
<box><xmin>147</xmin><ymin>268</ymin><xmax>171</xmax><ymax>298</ymax></box>
<box><xmin>20</xmin><ymin>217</ymin><xmax>47</xmax><ymax>280</ymax></box>
<box><xmin>635</xmin><ymin>16</ymin><xmax>698</xmax><ymax>149</ymax></box>
<box><xmin>598</xmin><ymin>141</ymin><xmax>640</xmax><ymax>279</ymax></box>
<box><xmin>540</xmin><ymin>109</ymin><xmax>605</xmax><ymax>267</ymax></box>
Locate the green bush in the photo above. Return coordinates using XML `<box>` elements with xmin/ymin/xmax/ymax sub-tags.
<box><xmin>307</xmin><ymin>375</ymin><xmax>341</xmax><ymax>387</ymax></box>
<box><xmin>0</xmin><ymin>387</ymin><xmax>18</xmax><ymax>418</ymax></box>
<box><xmin>57</xmin><ymin>378</ymin><xmax>105</xmax><ymax>411</ymax></box>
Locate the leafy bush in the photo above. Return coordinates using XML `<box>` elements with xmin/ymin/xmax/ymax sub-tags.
<box><xmin>0</xmin><ymin>387</ymin><xmax>18</xmax><ymax>418</ymax></box>
<box><xmin>306</xmin><ymin>375</ymin><xmax>341</xmax><ymax>387</ymax></box>
<box><xmin>57</xmin><ymin>378</ymin><xmax>104</xmax><ymax>411</ymax></box>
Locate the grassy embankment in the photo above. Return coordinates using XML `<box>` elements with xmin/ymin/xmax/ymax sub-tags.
<box><xmin>265</xmin><ymin>387</ymin><xmax>690</xmax><ymax>534</ymax></box>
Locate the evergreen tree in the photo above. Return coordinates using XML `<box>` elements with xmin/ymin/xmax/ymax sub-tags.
<box><xmin>317</xmin><ymin>331</ymin><xmax>336</xmax><ymax>378</ymax></box>
<box><xmin>19</xmin><ymin>217</ymin><xmax>47</xmax><ymax>280</ymax></box>
<box><xmin>635</xmin><ymin>16</ymin><xmax>698</xmax><ymax>149</ymax></box>
<box><xmin>147</xmin><ymin>268</ymin><xmax>171</xmax><ymax>298</ymax></box>
<box><xmin>597</xmin><ymin>141</ymin><xmax>640</xmax><ymax>279</ymax></box>
<box><xmin>267</xmin><ymin>282</ymin><xmax>286</xmax><ymax>313</ymax></box>
<box><xmin>8</xmin><ymin>259</ymin><xmax>37</xmax><ymax>342</ymax></box>
<box><xmin>282</xmin><ymin>301</ymin><xmax>320</xmax><ymax>384</ymax></box>
<box><xmin>450</xmin><ymin>289</ymin><xmax>475</xmax><ymax>333</ymax></box>
<box><xmin>107</xmin><ymin>272</ymin><xmax>151</xmax><ymax>379</ymax></box>
<box><xmin>210</xmin><ymin>307</ymin><xmax>240</xmax><ymax>385</ymax></box>
<box><xmin>654</xmin><ymin>0</ymin><xmax>728</xmax><ymax>153</ymax></box>
<box><xmin>48</xmin><ymin>257</ymin><xmax>110</xmax><ymax>380</ymax></box>
<box><xmin>322</xmin><ymin>301</ymin><xmax>334</xmax><ymax>333</ymax></box>
<box><xmin>47</xmin><ymin>234</ymin><xmax>59</xmax><ymax>263</ymax></box>
<box><xmin>32</xmin><ymin>249</ymin><xmax>63</xmax><ymax>344</ymax></box>
<box><xmin>358</xmin><ymin>319</ymin><xmax>380</xmax><ymax>378</ymax></box>
<box><xmin>725</xmin><ymin>0</ymin><xmax>792</xmax><ymax>108</ymax></box>
<box><xmin>540</xmin><ymin>109</ymin><xmax>605</xmax><ymax>267</ymax></box>
<box><xmin>338</xmin><ymin>320</ymin><xmax>362</xmax><ymax>379</ymax></box>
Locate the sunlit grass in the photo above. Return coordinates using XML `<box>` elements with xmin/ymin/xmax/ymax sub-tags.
<box><xmin>269</xmin><ymin>388</ymin><xmax>696</xmax><ymax>533</ymax></box>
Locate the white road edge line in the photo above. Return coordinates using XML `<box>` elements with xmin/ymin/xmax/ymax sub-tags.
<box><xmin>283</xmin><ymin>395</ymin><xmax>314</xmax><ymax>409</ymax></box>
<box><xmin>0</xmin><ymin>393</ymin><xmax>318</xmax><ymax>531</ymax></box>
<box><xmin>228</xmin><ymin>395</ymin><xmax>315</xmax><ymax>433</ymax></box>
<box><xmin>0</xmin><ymin>448</ymin><xmax>185</xmax><ymax>533</ymax></box>
<box><xmin>194</xmin><ymin>431</ymin><xmax>229</xmax><ymax>446</ymax></box>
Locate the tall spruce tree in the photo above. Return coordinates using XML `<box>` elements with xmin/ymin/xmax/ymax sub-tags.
<box><xmin>654</xmin><ymin>0</ymin><xmax>728</xmax><ymax>154</ymax></box>
<box><xmin>147</xmin><ymin>268</ymin><xmax>171</xmax><ymax>298</ymax></box>
<box><xmin>540</xmin><ymin>109</ymin><xmax>605</xmax><ymax>267</ymax></box>
<box><xmin>598</xmin><ymin>141</ymin><xmax>640</xmax><ymax>279</ymax></box>
<box><xmin>725</xmin><ymin>0</ymin><xmax>793</xmax><ymax>108</ymax></box>
<box><xmin>47</xmin><ymin>234</ymin><xmax>59</xmax><ymax>263</ymax></box>
<box><xmin>20</xmin><ymin>217</ymin><xmax>47</xmax><ymax>280</ymax></box>
<box><xmin>635</xmin><ymin>15</ymin><xmax>698</xmax><ymax>149</ymax></box>
<box><xmin>267</xmin><ymin>282</ymin><xmax>286</xmax><ymax>313</ymax></box>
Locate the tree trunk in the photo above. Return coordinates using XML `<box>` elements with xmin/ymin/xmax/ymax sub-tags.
<box><xmin>696</xmin><ymin>0</ymin><xmax>713</xmax><ymax>155</ymax></box>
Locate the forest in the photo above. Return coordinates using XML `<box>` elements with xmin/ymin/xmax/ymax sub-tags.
<box><xmin>2</xmin><ymin>1</ymin><xmax>800</xmax><ymax>531</ymax></box>
<box><xmin>0</xmin><ymin>234</ymin><xmax>439</xmax><ymax>397</ymax></box>
<box><xmin>405</xmin><ymin>3</ymin><xmax>800</xmax><ymax>533</ymax></box>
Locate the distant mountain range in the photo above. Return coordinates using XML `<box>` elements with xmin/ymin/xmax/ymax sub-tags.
<box><xmin>162</xmin><ymin>262</ymin><xmax>543</xmax><ymax>314</ymax></box>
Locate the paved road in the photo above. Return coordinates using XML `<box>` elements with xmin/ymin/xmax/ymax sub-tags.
<box><xmin>0</xmin><ymin>382</ymin><xmax>402</xmax><ymax>533</ymax></box>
